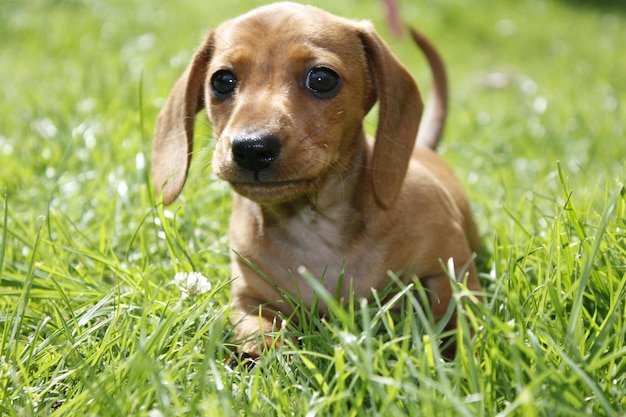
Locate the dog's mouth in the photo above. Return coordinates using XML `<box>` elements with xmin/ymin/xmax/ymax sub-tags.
<box><xmin>228</xmin><ymin>178</ymin><xmax>317</xmax><ymax>204</ymax></box>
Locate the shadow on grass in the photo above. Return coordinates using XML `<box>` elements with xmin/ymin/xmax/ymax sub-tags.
<box><xmin>562</xmin><ymin>0</ymin><xmax>626</xmax><ymax>14</ymax></box>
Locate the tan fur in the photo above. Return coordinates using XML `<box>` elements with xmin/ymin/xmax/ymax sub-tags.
<box><xmin>152</xmin><ymin>2</ymin><xmax>482</xmax><ymax>356</ymax></box>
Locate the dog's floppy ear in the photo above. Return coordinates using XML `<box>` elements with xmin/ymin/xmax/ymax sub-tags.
<box><xmin>151</xmin><ymin>32</ymin><xmax>213</xmax><ymax>205</ymax></box>
<box><xmin>358</xmin><ymin>26</ymin><xmax>423</xmax><ymax>209</ymax></box>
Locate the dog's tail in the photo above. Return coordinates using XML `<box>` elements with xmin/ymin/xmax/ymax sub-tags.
<box><xmin>410</xmin><ymin>27</ymin><xmax>448</xmax><ymax>150</ymax></box>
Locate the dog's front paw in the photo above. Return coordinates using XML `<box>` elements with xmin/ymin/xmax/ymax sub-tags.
<box><xmin>227</xmin><ymin>351</ymin><xmax>258</xmax><ymax>371</ymax></box>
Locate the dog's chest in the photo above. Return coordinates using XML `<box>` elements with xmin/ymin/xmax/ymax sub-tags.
<box><xmin>269</xmin><ymin>205</ymin><xmax>356</xmax><ymax>267</ymax></box>
<box><xmin>234</xmin><ymin>203</ymin><xmax>386</xmax><ymax>298</ymax></box>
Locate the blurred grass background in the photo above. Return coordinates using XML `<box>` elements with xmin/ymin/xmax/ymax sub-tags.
<box><xmin>1</xmin><ymin>0</ymin><xmax>625</xmax><ymax>415</ymax></box>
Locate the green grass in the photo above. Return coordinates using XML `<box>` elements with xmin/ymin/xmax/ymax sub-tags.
<box><xmin>1</xmin><ymin>0</ymin><xmax>625</xmax><ymax>415</ymax></box>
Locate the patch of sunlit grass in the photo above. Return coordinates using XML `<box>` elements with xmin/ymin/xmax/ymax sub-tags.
<box><xmin>1</xmin><ymin>0</ymin><xmax>625</xmax><ymax>415</ymax></box>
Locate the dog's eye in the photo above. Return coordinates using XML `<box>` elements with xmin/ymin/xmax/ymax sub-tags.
<box><xmin>305</xmin><ymin>67</ymin><xmax>341</xmax><ymax>98</ymax></box>
<box><xmin>211</xmin><ymin>70</ymin><xmax>238</xmax><ymax>97</ymax></box>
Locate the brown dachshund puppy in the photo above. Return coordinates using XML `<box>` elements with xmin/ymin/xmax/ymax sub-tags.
<box><xmin>152</xmin><ymin>2</ymin><xmax>481</xmax><ymax>356</ymax></box>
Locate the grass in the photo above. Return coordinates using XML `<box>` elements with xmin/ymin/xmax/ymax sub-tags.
<box><xmin>1</xmin><ymin>0</ymin><xmax>625</xmax><ymax>415</ymax></box>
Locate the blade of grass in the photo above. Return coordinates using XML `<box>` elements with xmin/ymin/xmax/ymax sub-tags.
<box><xmin>566</xmin><ymin>183</ymin><xmax>623</xmax><ymax>342</ymax></box>
<box><xmin>0</xmin><ymin>189</ymin><xmax>7</xmax><ymax>285</ymax></box>
<box><xmin>8</xmin><ymin>215</ymin><xmax>45</xmax><ymax>360</ymax></box>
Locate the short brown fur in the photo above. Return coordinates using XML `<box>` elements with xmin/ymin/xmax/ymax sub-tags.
<box><xmin>152</xmin><ymin>2</ymin><xmax>482</xmax><ymax>357</ymax></box>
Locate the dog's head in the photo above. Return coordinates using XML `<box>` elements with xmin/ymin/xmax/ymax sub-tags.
<box><xmin>152</xmin><ymin>2</ymin><xmax>423</xmax><ymax>208</ymax></box>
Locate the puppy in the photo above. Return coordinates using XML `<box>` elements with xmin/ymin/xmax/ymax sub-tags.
<box><xmin>151</xmin><ymin>2</ymin><xmax>482</xmax><ymax>357</ymax></box>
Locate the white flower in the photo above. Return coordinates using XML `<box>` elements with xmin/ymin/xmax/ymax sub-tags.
<box><xmin>174</xmin><ymin>272</ymin><xmax>212</xmax><ymax>298</ymax></box>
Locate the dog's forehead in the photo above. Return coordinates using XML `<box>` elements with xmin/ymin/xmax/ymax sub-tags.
<box><xmin>213</xmin><ymin>2</ymin><xmax>366</xmax><ymax>55</ymax></box>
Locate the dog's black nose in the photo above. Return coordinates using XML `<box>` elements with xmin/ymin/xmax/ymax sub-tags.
<box><xmin>231</xmin><ymin>134</ymin><xmax>281</xmax><ymax>174</ymax></box>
